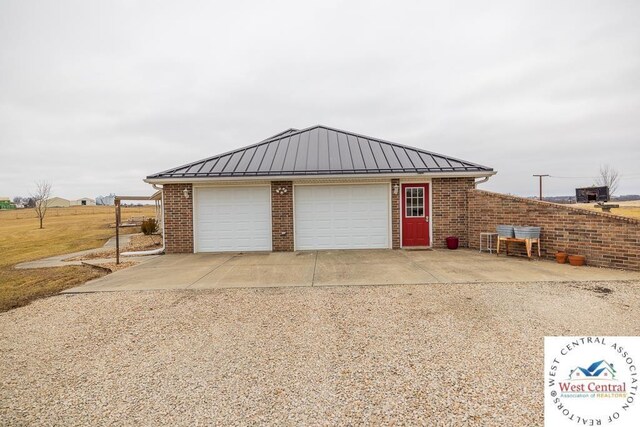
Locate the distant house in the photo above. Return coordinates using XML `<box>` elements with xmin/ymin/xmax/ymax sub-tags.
<box><xmin>45</xmin><ymin>197</ymin><xmax>71</xmax><ymax>208</ymax></box>
<box><xmin>70</xmin><ymin>197</ymin><xmax>96</xmax><ymax>206</ymax></box>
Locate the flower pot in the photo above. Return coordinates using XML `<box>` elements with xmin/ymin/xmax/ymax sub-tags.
<box><xmin>568</xmin><ymin>255</ymin><xmax>586</xmax><ymax>266</ymax></box>
<box><xmin>555</xmin><ymin>252</ymin><xmax>567</xmax><ymax>264</ymax></box>
<box><xmin>446</xmin><ymin>236</ymin><xmax>459</xmax><ymax>250</ymax></box>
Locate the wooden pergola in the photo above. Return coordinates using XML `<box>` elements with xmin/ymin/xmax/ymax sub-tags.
<box><xmin>114</xmin><ymin>191</ymin><xmax>162</xmax><ymax>264</ymax></box>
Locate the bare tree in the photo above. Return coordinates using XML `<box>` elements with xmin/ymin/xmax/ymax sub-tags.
<box><xmin>31</xmin><ymin>181</ymin><xmax>52</xmax><ymax>229</ymax></box>
<box><xmin>595</xmin><ymin>164</ymin><xmax>620</xmax><ymax>196</ymax></box>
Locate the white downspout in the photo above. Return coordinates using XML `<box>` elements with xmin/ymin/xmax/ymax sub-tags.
<box><xmin>475</xmin><ymin>176</ymin><xmax>490</xmax><ymax>186</ymax></box>
<box><xmin>155</xmin><ymin>184</ymin><xmax>165</xmax><ymax>252</ymax></box>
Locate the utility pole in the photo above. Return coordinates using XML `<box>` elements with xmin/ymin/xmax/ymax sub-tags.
<box><xmin>533</xmin><ymin>174</ymin><xmax>549</xmax><ymax>201</ymax></box>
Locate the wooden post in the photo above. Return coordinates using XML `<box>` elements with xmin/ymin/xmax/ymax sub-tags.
<box><xmin>537</xmin><ymin>175</ymin><xmax>543</xmax><ymax>200</ymax></box>
<box><xmin>115</xmin><ymin>199</ymin><xmax>120</xmax><ymax>265</ymax></box>
<box><xmin>533</xmin><ymin>174</ymin><xmax>549</xmax><ymax>201</ymax></box>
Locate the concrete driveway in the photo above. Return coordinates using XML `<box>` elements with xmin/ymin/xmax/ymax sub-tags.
<box><xmin>65</xmin><ymin>249</ymin><xmax>640</xmax><ymax>292</ymax></box>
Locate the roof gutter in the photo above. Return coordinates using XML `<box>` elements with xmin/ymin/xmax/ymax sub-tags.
<box><xmin>475</xmin><ymin>176</ymin><xmax>491</xmax><ymax>185</ymax></box>
<box><xmin>143</xmin><ymin>171</ymin><xmax>497</xmax><ymax>185</ymax></box>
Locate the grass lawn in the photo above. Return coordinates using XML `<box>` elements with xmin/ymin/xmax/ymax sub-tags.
<box><xmin>573</xmin><ymin>202</ymin><xmax>640</xmax><ymax>219</ymax></box>
<box><xmin>0</xmin><ymin>206</ymin><xmax>155</xmax><ymax>311</ymax></box>
<box><xmin>609</xmin><ymin>207</ymin><xmax>640</xmax><ymax>218</ymax></box>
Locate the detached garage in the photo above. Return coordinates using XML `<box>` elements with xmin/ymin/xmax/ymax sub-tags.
<box><xmin>145</xmin><ymin>125</ymin><xmax>495</xmax><ymax>253</ymax></box>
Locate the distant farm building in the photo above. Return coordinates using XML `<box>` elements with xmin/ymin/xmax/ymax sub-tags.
<box><xmin>576</xmin><ymin>186</ymin><xmax>609</xmax><ymax>203</ymax></box>
<box><xmin>45</xmin><ymin>197</ymin><xmax>71</xmax><ymax>208</ymax></box>
<box><xmin>70</xmin><ymin>197</ymin><xmax>96</xmax><ymax>206</ymax></box>
<box><xmin>45</xmin><ymin>197</ymin><xmax>98</xmax><ymax>207</ymax></box>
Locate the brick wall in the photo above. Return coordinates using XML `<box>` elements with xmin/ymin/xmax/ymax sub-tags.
<box><xmin>163</xmin><ymin>183</ymin><xmax>193</xmax><ymax>253</ymax></box>
<box><xmin>271</xmin><ymin>181</ymin><xmax>294</xmax><ymax>251</ymax></box>
<box><xmin>391</xmin><ymin>179</ymin><xmax>400</xmax><ymax>249</ymax></box>
<box><xmin>468</xmin><ymin>189</ymin><xmax>640</xmax><ymax>271</ymax></box>
<box><xmin>431</xmin><ymin>177</ymin><xmax>475</xmax><ymax>248</ymax></box>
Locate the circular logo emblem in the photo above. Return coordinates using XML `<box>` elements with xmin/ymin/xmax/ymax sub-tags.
<box><xmin>545</xmin><ymin>336</ymin><xmax>639</xmax><ymax>426</ymax></box>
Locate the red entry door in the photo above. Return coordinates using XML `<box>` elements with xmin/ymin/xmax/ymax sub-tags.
<box><xmin>402</xmin><ymin>183</ymin><xmax>430</xmax><ymax>247</ymax></box>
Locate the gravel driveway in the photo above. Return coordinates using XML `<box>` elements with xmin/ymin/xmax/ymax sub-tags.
<box><xmin>2</xmin><ymin>281</ymin><xmax>639</xmax><ymax>425</ymax></box>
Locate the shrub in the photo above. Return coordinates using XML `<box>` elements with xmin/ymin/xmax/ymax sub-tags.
<box><xmin>141</xmin><ymin>218</ymin><xmax>158</xmax><ymax>235</ymax></box>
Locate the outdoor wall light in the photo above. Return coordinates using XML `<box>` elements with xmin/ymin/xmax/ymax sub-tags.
<box><xmin>275</xmin><ymin>187</ymin><xmax>288</xmax><ymax>195</ymax></box>
<box><xmin>392</xmin><ymin>184</ymin><xmax>399</xmax><ymax>195</ymax></box>
<box><xmin>183</xmin><ymin>188</ymin><xmax>190</xmax><ymax>199</ymax></box>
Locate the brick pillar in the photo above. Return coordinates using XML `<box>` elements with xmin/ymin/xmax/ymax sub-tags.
<box><xmin>163</xmin><ymin>183</ymin><xmax>194</xmax><ymax>253</ymax></box>
<box><xmin>391</xmin><ymin>179</ymin><xmax>400</xmax><ymax>249</ymax></box>
<box><xmin>431</xmin><ymin>177</ymin><xmax>475</xmax><ymax>248</ymax></box>
<box><xmin>271</xmin><ymin>181</ymin><xmax>294</xmax><ymax>251</ymax></box>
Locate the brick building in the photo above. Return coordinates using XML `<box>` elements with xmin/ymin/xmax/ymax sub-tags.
<box><xmin>145</xmin><ymin>125</ymin><xmax>495</xmax><ymax>253</ymax></box>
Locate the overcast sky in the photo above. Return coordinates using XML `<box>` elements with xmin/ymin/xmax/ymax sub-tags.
<box><xmin>1</xmin><ymin>0</ymin><xmax>639</xmax><ymax>199</ymax></box>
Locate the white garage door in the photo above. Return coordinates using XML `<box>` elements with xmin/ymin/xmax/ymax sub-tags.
<box><xmin>294</xmin><ymin>184</ymin><xmax>389</xmax><ymax>250</ymax></box>
<box><xmin>195</xmin><ymin>186</ymin><xmax>271</xmax><ymax>252</ymax></box>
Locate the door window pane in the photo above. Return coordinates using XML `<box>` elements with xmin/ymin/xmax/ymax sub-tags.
<box><xmin>405</xmin><ymin>187</ymin><xmax>425</xmax><ymax>217</ymax></box>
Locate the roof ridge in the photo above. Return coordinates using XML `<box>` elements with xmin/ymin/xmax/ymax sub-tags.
<box><xmin>260</xmin><ymin>128</ymin><xmax>300</xmax><ymax>142</ymax></box>
<box><xmin>315</xmin><ymin>125</ymin><xmax>492</xmax><ymax>170</ymax></box>
<box><xmin>146</xmin><ymin>124</ymin><xmax>494</xmax><ymax>179</ymax></box>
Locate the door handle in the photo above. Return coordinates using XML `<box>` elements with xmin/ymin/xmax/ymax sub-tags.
<box><xmin>425</xmin><ymin>216</ymin><xmax>429</xmax><ymax>222</ymax></box>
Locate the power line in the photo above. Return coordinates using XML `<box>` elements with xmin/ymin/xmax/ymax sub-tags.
<box><xmin>548</xmin><ymin>173</ymin><xmax>640</xmax><ymax>180</ymax></box>
<box><xmin>548</xmin><ymin>175</ymin><xmax>597</xmax><ymax>179</ymax></box>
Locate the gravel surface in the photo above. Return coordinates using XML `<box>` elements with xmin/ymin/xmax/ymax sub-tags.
<box><xmin>1</xmin><ymin>280</ymin><xmax>639</xmax><ymax>426</ymax></box>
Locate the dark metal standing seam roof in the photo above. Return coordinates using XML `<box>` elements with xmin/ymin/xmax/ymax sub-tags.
<box><xmin>146</xmin><ymin>125</ymin><xmax>493</xmax><ymax>179</ymax></box>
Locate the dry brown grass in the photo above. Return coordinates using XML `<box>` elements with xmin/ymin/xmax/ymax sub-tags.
<box><xmin>573</xmin><ymin>203</ymin><xmax>640</xmax><ymax>219</ymax></box>
<box><xmin>0</xmin><ymin>267</ymin><xmax>106</xmax><ymax>312</ymax></box>
<box><xmin>0</xmin><ymin>206</ymin><xmax>155</xmax><ymax>312</ymax></box>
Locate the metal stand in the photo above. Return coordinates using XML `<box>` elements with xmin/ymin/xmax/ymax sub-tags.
<box><xmin>480</xmin><ymin>232</ymin><xmax>498</xmax><ymax>253</ymax></box>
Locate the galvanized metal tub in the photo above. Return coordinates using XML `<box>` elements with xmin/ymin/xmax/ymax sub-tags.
<box><xmin>496</xmin><ymin>225</ymin><xmax>515</xmax><ymax>238</ymax></box>
<box><xmin>513</xmin><ymin>226</ymin><xmax>541</xmax><ymax>239</ymax></box>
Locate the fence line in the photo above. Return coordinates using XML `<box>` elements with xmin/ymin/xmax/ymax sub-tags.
<box><xmin>0</xmin><ymin>206</ymin><xmax>155</xmax><ymax>220</ymax></box>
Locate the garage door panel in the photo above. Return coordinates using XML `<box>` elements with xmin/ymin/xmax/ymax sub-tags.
<box><xmin>196</xmin><ymin>187</ymin><xmax>271</xmax><ymax>252</ymax></box>
<box><xmin>294</xmin><ymin>184</ymin><xmax>389</xmax><ymax>250</ymax></box>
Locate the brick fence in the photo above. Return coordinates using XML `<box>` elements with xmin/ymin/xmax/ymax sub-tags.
<box><xmin>467</xmin><ymin>189</ymin><xmax>640</xmax><ymax>271</ymax></box>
